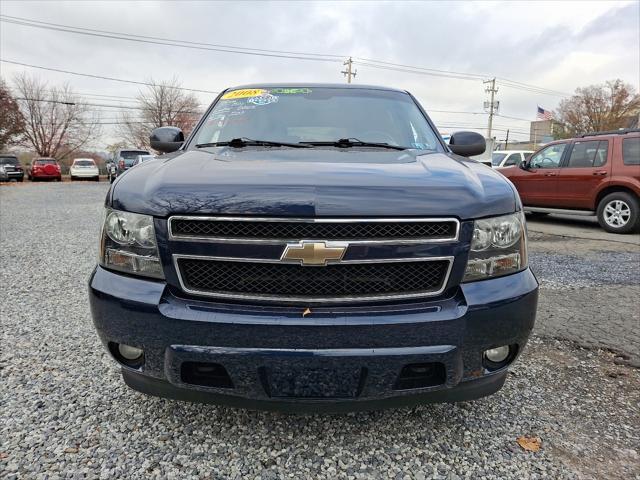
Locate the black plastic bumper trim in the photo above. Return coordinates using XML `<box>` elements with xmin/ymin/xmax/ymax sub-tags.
<box><xmin>122</xmin><ymin>368</ymin><xmax>507</xmax><ymax>414</ymax></box>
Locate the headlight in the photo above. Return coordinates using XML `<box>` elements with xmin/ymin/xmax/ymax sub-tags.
<box><xmin>463</xmin><ymin>212</ymin><xmax>527</xmax><ymax>282</ymax></box>
<box><xmin>100</xmin><ymin>209</ymin><xmax>164</xmax><ymax>279</ymax></box>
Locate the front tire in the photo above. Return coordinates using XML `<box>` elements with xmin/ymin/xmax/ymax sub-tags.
<box><xmin>597</xmin><ymin>192</ymin><xmax>640</xmax><ymax>234</ymax></box>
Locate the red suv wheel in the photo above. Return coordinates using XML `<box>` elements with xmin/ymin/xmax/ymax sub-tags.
<box><xmin>597</xmin><ymin>192</ymin><xmax>640</xmax><ymax>234</ymax></box>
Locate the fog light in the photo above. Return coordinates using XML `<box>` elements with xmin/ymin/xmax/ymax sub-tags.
<box><xmin>118</xmin><ymin>344</ymin><xmax>143</xmax><ymax>360</ymax></box>
<box><xmin>484</xmin><ymin>345</ymin><xmax>510</xmax><ymax>363</ymax></box>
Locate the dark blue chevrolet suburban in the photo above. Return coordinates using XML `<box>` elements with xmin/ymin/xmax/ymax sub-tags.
<box><xmin>89</xmin><ymin>84</ymin><xmax>538</xmax><ymax>412</ymax></box>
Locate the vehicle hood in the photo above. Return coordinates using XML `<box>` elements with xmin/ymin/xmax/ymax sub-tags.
<box><xmin>110</xmin><ymin>148</ymin><xmax>517</xmax><ymax>220</ymax></box>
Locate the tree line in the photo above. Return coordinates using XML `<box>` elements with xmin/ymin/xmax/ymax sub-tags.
<box><xmin>0</xmin><ymin>74</ymin><xmax>201</xmax><ymax>159</ymax></box>
<box><xmin>555</xmin><ymin>79</ymin><xmax>640</xmax><ymax>138</ymax></box>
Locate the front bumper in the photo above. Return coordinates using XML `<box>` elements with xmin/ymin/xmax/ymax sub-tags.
<box><xmin>89</xmin><ymin>266</ymin><xmax>538</xmax><ymax>412</ymax></box>
<box><xmin>0</xmin><ymin>171</ymin><xmax>24</xmax><ymax>181</ymax></box>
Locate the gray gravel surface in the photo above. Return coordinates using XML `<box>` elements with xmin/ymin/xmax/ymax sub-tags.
<box><xmin>528</xmin><ymin>231</ymin><xmax>640</xmax><ymax>364</ymax></box>
<box><xmin>1</xmin><ymin>183</ymin><xmax>639</xmax><ymax>479</ymax></box>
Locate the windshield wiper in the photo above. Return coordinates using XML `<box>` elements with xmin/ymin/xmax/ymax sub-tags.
<box><xmin>300</xmin><ymin>138</ymin><xmax>410</xmax><ymax>151</ymax></box>
<box><xmin>196</xmin><ymin>137</ymin><xmax>311</xmax><ymax>149</ymax></box>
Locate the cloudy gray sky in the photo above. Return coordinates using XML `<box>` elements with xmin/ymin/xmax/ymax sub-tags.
<box><xmin>1</xmin><ymin>0</ymin><xmax>638</xmax><ymax>146</ymax></box>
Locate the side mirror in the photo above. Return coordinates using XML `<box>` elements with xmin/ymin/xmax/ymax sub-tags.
<box><xmin>150</xmin><ymin>126</ymin><xmax>184</xmax><ymax>153</ymax></box>
<box><xmin>519</xmin><ymin>159</ymin><xmax>530</xmax><ymax>170</ymax></box>
<box><xmin>448</xmin><ymin>131</ymin><xmax>486</xmax><ymax>157</ymax></box>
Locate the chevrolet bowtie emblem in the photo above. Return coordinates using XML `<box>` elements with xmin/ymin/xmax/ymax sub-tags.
<box><xmin>281</xmin><ymin>241</ymin><xmax>348</xmax><ymax>266</ymax></box>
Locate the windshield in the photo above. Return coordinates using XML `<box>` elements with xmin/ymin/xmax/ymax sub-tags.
<box><xmin>35</xmin><ymin>159</ymin><xmax>56</xmax><ymax>165</ymax></box>
<box><xmin>74</xmin><ymin>160</ymin><xmax>95</xmax><ymax>167</ymax></box>
<box><xmin>192</xmin><ymin>87</ymin><xmax>442</xmax><ymax>152</ymax></box>
<box><xmin>0</xmin><ymin>157</ymin><xmax>19</xmax><ymax>165</ymax></box>
<box><xmin>491</xmin><ymin>153</ymin><xmax>507</xmax><ymax>166</ymax></box>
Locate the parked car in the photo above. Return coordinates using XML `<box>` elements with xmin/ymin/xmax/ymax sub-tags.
<box><xmin>0</xmin><ymin>155</ymin><xmax>24</xmax><ymax>182</ymax></box>
<box><xmin>132</xmin><ymin>154</ymin><xmax>156</xmax><ymax>166</ymax></box>
<box><xmin>500</xmin><ymin>129</ymin><xmax>640</xmax><ymax>233</ymax></box>
<box><xmin>27</xmin><ymin>158</ymin><xmax>61</xmax><ymax>182</ymax></box>
<box><xmin>492</xmin><ymin>150</ymin><xmax>534</xmax><ymax>169</ymax></box>
<box><xmin>69</xmin><ymin>158</ymin><xmax>100</xmax><ymax>181</ymax></box>
<box><xmin>113</xmin><ymin>149</ymin><xmax>151</xmax><ymax>177</ymax></box>
<box><xmin>89</xmin><ymin>84</ymin><xmax>538</xmax><ymax>412</ymax></box>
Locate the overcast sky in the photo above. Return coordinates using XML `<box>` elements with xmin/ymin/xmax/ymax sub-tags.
<box><xmin>1</xmin><ymin>0</ymin><xmax>638</xmax><ymax>146</ymax></box>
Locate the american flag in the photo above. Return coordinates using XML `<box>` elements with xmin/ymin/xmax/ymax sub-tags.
<box><xmin>536</xmin><ymin>106</ymin><xmax>553</xmax><ymax>120</ymax></box>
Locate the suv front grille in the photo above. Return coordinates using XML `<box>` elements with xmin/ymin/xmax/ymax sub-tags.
<box><xmin>169</xmin><ymin>217</ymin><xmax>458</xmax><ymax>243</ymax></box>
<box><xmin>175</xmin><ymin>257</ymin><xmax>451</xmax><ymax>303</ymax></box>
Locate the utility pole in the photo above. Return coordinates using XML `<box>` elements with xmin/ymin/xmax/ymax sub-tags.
<box><xmin>504</xmin><ymin>129</ymin><xmax>509</xmax><ymax>149</ymax></box>
<box><xmin>483</xmin><ymin>78</ymin><xmax>498</xmax><ymax>140</ymax></box>
<box><xmin>342</xmin><ymin>57</ymin><xmax>357</xmax><ymax>83</ymax></box>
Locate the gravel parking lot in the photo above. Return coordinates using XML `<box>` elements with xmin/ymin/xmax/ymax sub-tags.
<box><xmin>1</xmin><ymin>183</ymin><xmax>638</xmax><ymax>479</ymax></box>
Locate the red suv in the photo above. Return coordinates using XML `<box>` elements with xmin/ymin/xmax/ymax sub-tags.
<box><xmin>28</xmin><ymin>158</ymin><xmax>62</xmax><ymax>182</ymax></box>
<box><xmin>500</xmin><ymin>129</ymin><xmax>640</xmax><ymax>233</ymax></box>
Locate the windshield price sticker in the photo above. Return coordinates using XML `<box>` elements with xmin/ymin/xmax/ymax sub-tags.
<box><xmin>221</xmin><ymin>89</ymin><xmax>265</xmax><ymax>100</ymax></box>
<box><xmin>270</xmin><ymin>88</ymin><xmax>312</xmax><ymax>94</ymax></box>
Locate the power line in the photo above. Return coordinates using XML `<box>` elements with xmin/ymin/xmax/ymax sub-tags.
<box><xmin>436</xmin><ymin>124</ymin><xmax>531</xmax><ymax>135</ymax></box>
<box><xmin>34</xmin><ymin>89</ymin><xmax>140</xmax><ymax>101</ymax></box>
<box><xmin>37</xmin><ymin>88</ymin><xmax>209</xmax><ymax>106</ymax></box>
<box><xmin>495</xmin><ymin>113</ymin><xmax>534</xmax><ymax>122</ymax></box>
<box><xmin>439</xmin><ymin>125</ymin><xmax>530</xmax><ymax>133</ymax></box>
<box><xmin>496</xmin><ymin>79</ymin><xmax>570</xmax><ymax>96</ymax></box>
<box><xmin>1</xmin><ymin>14</ymin><xmax>347</xmax><ymax>59</ymax></box>
<box><xmin>351</xmin><ymin>60</ymin><xmax>484</xmax><ymax>82</ymax></box>
<box><xmin>0</xmin><ymin>59</ymin><xmax>219</xmax><ymax>94</ymax></box>
<box><xmin>353</xmin><ymin>61</ymin><xmax>570</xmax><ymax>96</ymax></box>
<box><xmin>0</xmin><ymin>15</ymin><xmax>343</xmax><ymax>64</ymax></box>
<box><xmin>1</xmin><ymin>14</ymin><xmax>573</xmax><ymax>97</ymax></box>
<box><xmin>13</xmin><ymin>96</ymin><xmax>202</xmax><ymax>114</ymax></box>
<box><xmin>353</xmin><ymin>57</ymin><xmax>486</xmax><ymax>81</ymax></box>
<box><xmin>429</xmin><ymin>110</ymin><xmax>486</xmax><ymax>115</ymax></box>
<box><xmin>68</xmin><ymin>92</ymin><xmax>138</xmax><ymax>101</ymax></box>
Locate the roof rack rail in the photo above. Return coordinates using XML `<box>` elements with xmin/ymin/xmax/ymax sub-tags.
<box><xmin>579</xmin><ymin>128</ymin><xmax>640</xmax><ymax>138</ymax></box>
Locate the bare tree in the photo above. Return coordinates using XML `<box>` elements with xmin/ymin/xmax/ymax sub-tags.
<box><xmin>118</xmin><ymin>77</ymin><xmax>201</xmax><ymax>149</ymax></box>
<box><xmin>557</xmin><ymin>79</ymin><xmax>640</xmax><ymax>136</ymax></box>
<box><xmin>0</xmin><ymin>78</ymin><xmax>25</xmax><ymax>151</ymax></box>
<box><xmin>13</xmin><ymin>73</ymin><xmax>101</xmax><ymax>160</ymax></box>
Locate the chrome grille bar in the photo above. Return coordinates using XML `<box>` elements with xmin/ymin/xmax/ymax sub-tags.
<box><xmin>168</xmin><ymin>216</ymin><xmax>460</xmax><ymax>245</ymax></box>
